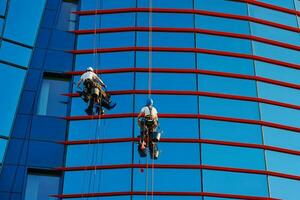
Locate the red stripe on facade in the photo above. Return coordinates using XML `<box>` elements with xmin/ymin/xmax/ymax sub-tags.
<box><xmin>52</xmin><ymin>191</ymin><xmax>279</xmax><ymax>199</ymax></box>
<box><xmin>69</xmin><ymin>47</ymin><xmax>300</xmax><ymax>71</ymax></box>
<box><xmin>66</xmin><ymin>67</ymin><xmax>300</xmax><ymax>90</ymax></box>
<box><xmin>64</xmin><ymin>89</ymin><xmax>300</xmax><ymax>110</ymax></box>
<box><xmin>72</xmin><ymin>27</ymin><xmax>300</xmax><ymax>51</ymax></box>
<box><xmin>73</xmin><ymin>8</ymin><xmax>300</xmax><ymax>33</ymax></box>
<box><xmin>62</xmin><ymin>137</ymin><xmax>300</xmax><ymax>156</ymax></box>
<box><xmin>235</xmin><ymin>0</ymin><xmax>300</xmax><ymax>16</ymax></box>
<box><xmin>64</xmin><ymin>113</ymin><xmax>300</xmax><ymax>133</ymax></box>
<box><xmin>56</xmin><ymin>163</ymin><xmax>300</xmax><ymax>181</ymax></box>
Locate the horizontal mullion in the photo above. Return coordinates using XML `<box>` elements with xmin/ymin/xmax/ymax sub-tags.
<box><xmin>69</xmin><ymin>47</ymin><xmax>300</xmax><ymax>71</ymax></box>
<box><xmin>62</xmin><ymin>137</ymin><xmax>300</xmax><ymax>157</ymax></box>
<box><xmin>64</xmin><ymin>89</ymin><xmax>300</xmax><ymax>110</ymax></box>
<box><xmin>66</xmin><ymin>68</ymin><xmax>300</xmax><ymax>90</ymax></box>
<box><xmin>74</xmin><ymin>8</ymin><xmax>300</xmax><ymax>33</ymax></box>
<box><xmin>64</xmin><ymin>113</ymin><xmax>300</xmax><ymax>133</ymax></box>
<box><xmin>73</xmin><ymin>27</ymin><xmax>300</xmax><ymax>51</ymax></box>
<box><xmin>234</xmin><ymin>0</ymin><xmax>300</xmax><ymax>16</ymax></box>
<box><xmin>56</xmin><ymin>163</ymin><xmax>300</xmax><ymax>181</ymax></box>
<box><xmin>52</xmin><ymin>191</ymin><xmax>279</xmax><ymax>200</ymax></box>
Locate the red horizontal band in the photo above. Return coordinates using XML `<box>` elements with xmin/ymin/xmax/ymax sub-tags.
<box><xmin>64</xmin><ymin>113</ymin><xmax>300</xmax><ymax>133</ymax></box>
<box><xmin>56</xmin><ymin>163</ymin><xmax>300</xmax><ymax>181</ymax></box>
<box><xmin>67</xmin><ymin>67</ymin><xmax>300</xmax><ymax>91</ymax></box>
<box><xmin>73</xmin><ymin>27</ymin><xmax>300</xmax><ymax>52</ymax></box>
<box><xmin>70</xmin><ymin>47</ymin><xmax>300</xmax><ymax>71</ymax></box>
<box><xmin>52</xmin><ymin>191</ymin><xmax>279</xmax><ymax>200</ymax></box>
<box><xmin>62</xmin><ymin>137</ymin><xmax>300</xmax><ymax>157</ymax></box>
<box><xmin>235</xmin><ymin>0</ymin><xmax>300</xmax><ymax>16</ymax></box>
<box><xmin>65</xmin><ymin>89</ymin><xmax>300</xmax><ymax>111</ymax></box>
<box><xmin>74</xmin><ymin>8</ymin><xmax>300</xmax><ymax>33</ymax></box>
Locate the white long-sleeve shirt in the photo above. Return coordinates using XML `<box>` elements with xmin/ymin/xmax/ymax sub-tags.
<box><xmin>79</xmin><ymin>71</ymin><xmax>105</xmax><ymax>85</ymax></box>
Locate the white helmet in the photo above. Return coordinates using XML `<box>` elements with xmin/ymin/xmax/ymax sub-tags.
<box><xmin>86</xmin><ymin>67</ymin><xmax>94</xmax><ymax>72</ymax></box>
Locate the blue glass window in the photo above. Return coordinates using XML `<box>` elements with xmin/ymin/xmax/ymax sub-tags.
<box><xmin>249</xmin><ymin>5</ymin><xmax>298</xmax><ymax>28</ymax></box>
<box><xmin>3</xmin><ymin>0</ymin><xmax>46</xmax><ymax>46</ymax></box>
<box><xmin>257</xmin><ymin>82</ymin><xmax>300</xmax><ymax>106</ymax></box>
<box><xmin>0</xmin><ymin>139</ymin><xmax>7</xmax><ymax>164</ymax></box>
<box><xmin>250</xmin><ymin>22</ymin><xmax>300</xmax><ymax>46</ymax></box>
<box><xmin>75</xmin><ymin>52</ymin><xmax>135</xmax><ymax>70</ymax></box>
<box><xmin>102</xmin><ymin>13</ymin><xmax>136</xmax><ymax>28</ymax></box>
<box><xmin>138</xmin><ymin>0</ymin><xmax>193</xmax><ymax>9</ymax></box>
<box><xmin>257</xmin><ymin>0</ymin><xmax>295</xmax><ymax>9</ymax></box>
<box><xmin>68</xmin><ymin>118</ymin><xmax>133</xmax><ymax>141</ymax></box>
<box><xmin>263</xmin><ymin>126</ymin><xmax>300</xmax><ymax>151</ymax></box>
<box><xmin>202</xmin><ymin>144</ymin><xmax>266</xmax><ymax>170</ymax></box>
<box><xmin>133</xmin><ymin>169</ymin><xmax>201</xmax><ymax>192</ymax></box>
<box><xmin>198</xmin><ymin>75</ymin><xmax>257</xmax><ymax>97</ymax></box>
<box><xmin>260</xmin><ymin>103</ymin><xmax>300</xmax><ymax>127</ymax></box>
<box><xmin>269</xmin><ymin>176</ymin><xmax>300</xmax><ymax>200</ymax></box>
<box><xmin>253</xmin><ymin>41</ymin><xmax>300</xmax><ymax>65</ymax></box>
<box><xmin>136</xmin><ymin>52</ymin><xmax>196</xmax><ymax>69</ymax></box>
<box><xmin>137</xmin><ymin>32</ymin><xmax>195</xmax><ymax>48</ymax></box>
<box><xmin>200</xmin><ymin>119</ymin><xmax>263</xmax><ymax>144</ymax></box>
<box><xmin>203</xmin><ymin>170</ymin><xmax>268</xmax><ymax>196</ymax></box>
<box><xmin>137</xmin><ymin>13</ymin><xmax>194</xmax><ymax>28</ymax></box>
<box><xmin>135</xmin><ymin>72</ymin><xmax>196</xmax><ymax>91</ymax></box>
<box><xmin>0</xmin><ymin>64</ymin><xmax>26</xmax><ymax>137</ymax></box>
<box><xmin>66</xmin><ymin>143</ymin><xmax>132</xmax><ymax>167</ymax></box>
<box><xmin>56</xmin><ymin>0</ymin><xmax>78</xmax><ymax>31</ymax></box>
<box><xmin>0</xmin><ymin>0</ymin><xmax>7</xmax><ymax>16</ymax></box>
<box><xmin>63</xmin><ymin>169</ymin><xmax>131</xmax><ymax>193</ymax></box>
<box><xmin>266</xmin><ymin>151</ymin><xmax>300</xmax><ymax>176</ymax></box>
<box><xmin>37</xmin><ymin>75</ymin><xmax>70</xmax><ymax>116</ymax></box>
<box><xmin>196</xmin><ymin>15</ymin><xmax>250</xmax><ymax>34</ymax></box>
<box><xmin>77</xmin><ymin>32</ymin><xmax>135</xmax><ymax>49</ymax></box>
<box><xmin>24</xmin><ymin>173</ymin><xmax>60</xmax><ymax>200</ymax></box>
<box><xmin>0</xmin><ymin>41</ymin><xmax>32</xmax><ymax>67</ymax></box>
<box><xmin>194</xmin><ymin>0</ymin><xmax>248</xmax><ymax>15</ymax></box>
<box><xmin>197</xmin><ymin>54</ymin><xmax>255</xmax><ymax>75</ymax></box>
<box><xmin>200</xmin><ymin>97</ymin><xmax>260</xmax><ymax>120</ymax></box>
<box><xmin>255</xmin><ymin>61</ymin><xmax>300</xmax><ymax>85</ymax></box>
<box><xmin>81</xmin><ymin>0</ymin><xmax>136</xmax><ymax>10</ymax></box>
<box><xmin>196</xmin><ymin>34</ymin><xmax>252</xmax><ymax>54</ymax></box>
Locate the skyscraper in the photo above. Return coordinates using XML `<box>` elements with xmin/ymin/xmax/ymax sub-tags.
<box><xmin>1</xmin><ymin>0</ymin><xmax>300</xmax><ymax>200</ymax></box>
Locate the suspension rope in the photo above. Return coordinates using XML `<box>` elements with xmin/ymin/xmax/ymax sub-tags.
<box><xmin>148</xmin><ymin>0</ymin><xmax>153</xmax><ymax>98</ymax></box>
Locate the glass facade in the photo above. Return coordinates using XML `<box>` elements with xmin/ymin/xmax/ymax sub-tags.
<box><xmin>1</xmin><ymin>0</ymin><xmax>300</xmax><ymax>200</ymax></box>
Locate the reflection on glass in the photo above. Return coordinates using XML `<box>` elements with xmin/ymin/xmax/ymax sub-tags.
<box><xmin>24</xmin><ymin>173</ymin><xmax>60</xmax><ymax>200</ymax></box>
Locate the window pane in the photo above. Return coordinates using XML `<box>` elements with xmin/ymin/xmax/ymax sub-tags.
<box><xmin>56</xmin><ymin>0</ymin><xmax>78</xmax><ymax>31</ymax></box>
<box><xmin>24</xmin><ymin>173</ymin><xmax>60</xmax><ymax>200</ymax></box>
<box><xmin>0</xmin><ymin>139</ymin><xmax>7</xmax><ymax>163</ymax></box>
<box><xmin>37</xmin><ymin>76</ymin><xmax>70</xmax><ymax>116</ymax></box>
<box><xmin>196</xmin><ymin>34</ymin><xmax>252</xmax><ymax>54</ymax></box>
<box><xmin>249</xmin><ymin>5</ymin><xmax>298</xmax><ymax>28</ymax></box>
<box><xmin>136</xmin><ymin>52</ymin><xmax>196</xmax><ymax>69</ymax></box>
<box><xmin>0</xmin><ymin>63</ymin><xmax>26</xmax><ymax>136</ymax></box>
<box><xmin>198</xmin><ymin>75</ymin><xmax>257</xmax><ymax>97</ymax></box>
<box><xmin>203</xmin><ymin>170</ymin><xmax>268</xmax><ymax>196</ymax></box>
<box><xmin>263</xmin><ymin>126</ymin><xmax>300</xmax><ymax>151</ymax></box>
<box><xmin>0</xmin><ymin>41</ymin><xmax>32</xmax><ymax>67</ymax></box>
<box><xmin>195</xmin><ymin>0</ymin><xmax>248</xmax><ymax>15</ymax></box>
<box><xmin>133</xmin><ymin>169</ymin><xmax>201</xmax><ymax>192</ymax></box>
<box><xmin>255</xmin><ymin>61</ymin><xmax>300</xmax><ymax>85</ymax></box>
<box><xmin>269</xmin><ymin>176</ymin><xmax>300</xmax><ymax>200</ymax></box>
<box><xmin>202</xmin><ymin>144</ymin><xmax>266</xmax><ymax>170</ymax></box>
<box><xmin>197</xmin><ymin>54</ymin><xmax>255</xmax><ymax>75</ymax></box>
<box><xmin>200</xmin><ymin>119</ymin><xmax>263</xmax><ymax>144</ymax></box>
<box><xmin>0</xmin><ymin>0</ymin><xmax>7</xmax><ymax>16</ymax></box>
<box><xmin>4</xmin><ymin>0</ymin><xmax>46</xmax><ymax>46</ymax></box>
<box><xmin>200</xmin><ymin>97</ymin><xmax>260</xmax><ymax>120</ymax></box>
<box><xmin>135</xmin><ymin>72</ymin><xmax>196</xmax><ymax>91</ymax></box>
<box><xmin>266</xmin><ymin>151</ymin><xmax>300</xmax><ymax>176</ymax></box>
<box><xmin>138</xmin><ymin>0</ymin><xmax>193</xmax><ymax>9</ymax></box>
<box><xmin>196</xmin><ymin>15</ymin><xmax>250</xmax><ymax>34</ymax></box>
<box><xmin>258</xmin><ymin>0</ymin><xmax>295</xmax><ymax>9</ymax></box>
<box><xmin>63</xmin><ymin>169</ymin><xmax>131</xmax><ymax>193</ymax></box>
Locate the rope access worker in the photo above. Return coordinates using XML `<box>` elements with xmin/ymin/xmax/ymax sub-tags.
<box><xmin>137</xmin><ymin>98</ymin><xmax>160</xmax><ymax>159</ymax></box>
<box><xmin>77</xmin><ymin>67</ymin><xmax>113</xmax><ymax>115</ymax></box>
